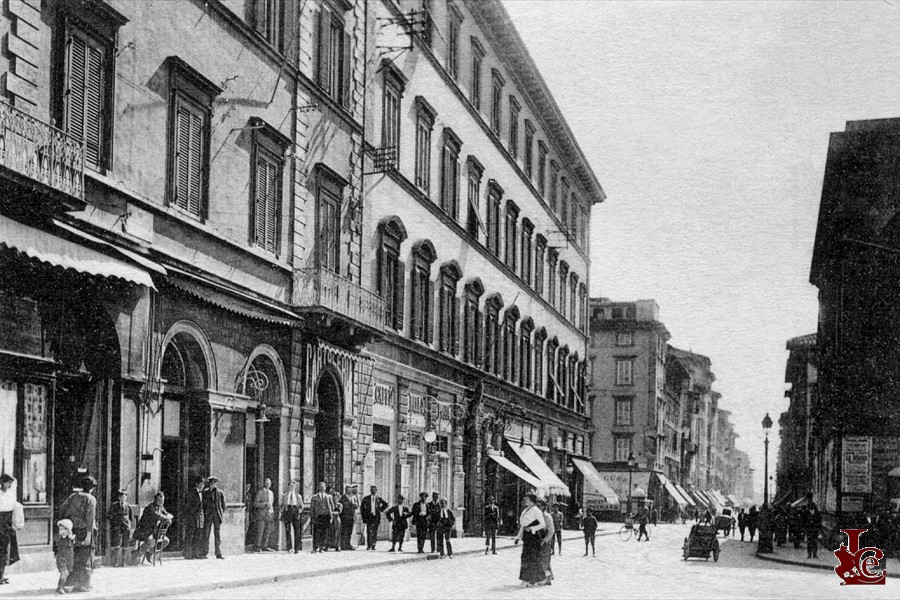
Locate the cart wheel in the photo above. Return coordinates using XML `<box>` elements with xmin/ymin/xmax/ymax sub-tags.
<box><xmin>619</xmin><ymin>525</ymin><xmax>633</xmax><ymax>542</ymax></box>
<box><xmin>714</xmin><ymin>546</ymin><xmax>720</xmax><ymax>562</ymax></box>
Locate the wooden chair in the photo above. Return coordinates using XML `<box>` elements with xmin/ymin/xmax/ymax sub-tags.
<box><xmin>142</xmin><ymin>520</ymin><xmax>171</xmax><ymax>566</ymax></box>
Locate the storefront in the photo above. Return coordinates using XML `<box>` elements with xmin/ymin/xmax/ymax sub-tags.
<box><xmin>571</xmin><ymin>458</ymin><xmax>620</xmax><ymax>521</ymax></box>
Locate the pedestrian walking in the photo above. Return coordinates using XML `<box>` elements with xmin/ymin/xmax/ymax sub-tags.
<box><xmin>426</xmin><ymin>492</ymin><xmax>440</xmax><ymax>553</ymax></box>
<box><xmin>483</xmin><ymin>496</ymin><xmax>501</xmax><ymax>555</ymax></box>
<box><xmin>280</xmin><ymin>480</ymin><xmax>304</xmax><ymax>553</ymax></box>
<box><xmin>636</xmin><ymin>505</ymin><xmax>650</xmax><ymax>542</ymax></box>
<box><xmin>582</xmin><ymin>510</ymin><xmax>598</xmax><ymax>556</ymax></box>
<box><xmin>309</xmin><ymin>482</ymin><xmax>334</xmax><ymax>553</ymax></box>
<box><xmin>339</xmin><ymin>485</ymin><xmax>359</xmax><ymax>550</ymax></box>
<box><xmin>202</xmin><ymin>477</ymin><xmax>226</xmax><ymax>559</ymax></box>
<box><xmin>747</xmin><ymin>505</ymin><xmax>758</xmax><ymax>542</ymax></box>
<box><xmin>253</xmin><ymin>478</ymin><xmax>276</xmax><ymax>552</ymax></box>
<box><xmin>0</xmin><ymin>474</ymin><xmax>21</xmax><ymax>586</ymax></box>
<box><xmin>774</xmin><ymin>508</ymin><xmax>787</xmax><ymax>547</ymax></box>
<box><xmin>514</xmin><ymin>493</ymin><xmax>547</xmax><ymax>588</ymax></box>
<box><xmin>57</xmin><ymin>475</ymin><xmax>97</xmax><ymax>592</ymax></box>
<box><xmin>550</xmin><ymin>504</ymin><xmax>564</xmax><ymax>555</ymax></box>
<box><xmin>737</xmin><ymin>508</ymin><xmax>746</xmax><ymax>541</ymax></box>
<box><xmin>361</xmin><ymin>486</ymin><xmax>388</xmax><ymax>550</ymax></box>
<box><xmin>433</xmin><ymin>499</ymin><xmax>455</xmax><ymax>559</ymax></box>
<box><xmin>328</xmin><ymin>492</ymin><xmax>343</xmax><ymax>551</ymax></box>
<box><xmin>411</xmin><ymin>492</ymin><xmax>430</xmax><ymax>554</ymax></box>
<box><xmin>386</xmin><ymin>496</ymin><xmax>411</xmax><ymax>552</ymax></box>
<box><xmin>539</xmin><ymin>500</ymin><xmax>555</xmax><ymax>585</ymax></box>
<box><xmin>55</xmin><ymin>519</ymin><xmax>75</xmax><ymax>595</ymax></box>
<box><xmin>132</xmin><ymin>491</ymin><xmax>173</xmax><ymax>565</ymax></box>
<box><xmin>183</xmin><ymin>477</ymin><xmax>205</xmax><ymax>560</ymax></box>
<box><xmin>806</xmin><ymin>504</ymin><xmax>822</xmax><ymax>559</ymax></box>
<box><xmin>106</xmin><ymin>489</ymin><xmax>134</xmax><ymax>567</ymax></box>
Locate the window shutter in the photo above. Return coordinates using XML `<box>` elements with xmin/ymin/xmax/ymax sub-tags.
<box><xmin>315</xmin><ymin>8</ymin><xmax>327</xmax><ymax>87</ymax></box>
<box><xmin>65</xmin><ymin>34</ymin><xmax>87</xmax><ymax>149</ymax></box>
<box><xmin>410</xmin><ymin>269</ymin><xmax>419</xmax><ymax>339</ymax></box>
<box><xmin>395</xmin><ymin>260</ymin><xmax>405</xmax><ymax>331</ymax></box>
<box><xmin>254</xmin><ymin>156</ymin><xmax>267</xmax><ymax>246</ymax></box>
<box><xmin>254</xmin><ymin>0</ymin><xmax>268</xmax><ymax>36</ymax></box>
<box><xmin>452</xmin><ymin>295</ymin><xmax>460</xmax><ymax>356</ymax></box>
<box><xmin>425</xmin><ymin>280</ymin><xmax>435</xmax><ymax>345</ymax></box>
<box><xmin>318</xmin><ymin>193</ymin><xmax>338</xmax><ymax>272</ymax></box>
<box><xmin>376</xmin><ymin>243</ymin><xmax>384</xmax><ymax>296</ymax></box>
<box><xmin>174</xmin><ymin>106</ymin><xmax>191</xmax><ymax>212</ymax></box>
<box><xmin>474</xmin><ymin>309</ymin><xmax>483</xmax><ymax>367</ymax></box>
<box><xmin>265</xmin><ymin>160</ymin><xmax>278</xmax><ymax>253</ymax></box>
<box><xmin>341</xmin><ymin>31</ymin><xmax>353</xmax><ymax>109</ymax></box>
<box><xmin>187</xmin><ymin>110</ymin><xmax>203</xmax><ymax>217</ymax></box>
<box><xmin>437</xmin><ymin>285</ymin><xmax>446</xmax><ymax>351</ymax></box>
<box><xmin>84</xmin><ymin>45</ymin><xmax>103</xmax><ymax>168</ymax></box>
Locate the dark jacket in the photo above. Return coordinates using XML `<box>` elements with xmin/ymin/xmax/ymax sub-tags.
<box><xmin>386</xmin><ymin>505</ymin><xmax>411</xmax><ymax>530</ymax></box>
<box><xmin>339</xmin><ymin>493</ymin><xmax>359</xmax><ymax>521</ymax></box>
<box><xmin>203</xmin><ymin>487</ymin><xmax>226</xmax><ymax>524</ymax></box>
<box><xmin>135</xmin><ymin>503</ymin><xmax>172</xmax><ymax>542</ymax></box>
<box><xmin>106</xmin><ymin>501</ymin><xmax>135</xmax><ymax>534</ymax></box>
<box><xmin>432</xmin><ymin>507</ymin><xmax>455</xmax><ymax>530</ymax></box>
<box><xmin>483</xmin><ymin>504</ymin><xmax>501</xmax><ymax>531</ymax></box>
<box><xmin>411</xmin><ymin>500</ymin><xmax>430</xmax><ymax>530</ymax></box>
<box><xmin>58</xmin><ymin>491</ymin><xmax>97</xmax><ymax>546</ymax></box>
<box><xmin>582</xmin><ymin>515</ymin><xmax>598</xmax><ymax>535</ymax></box>
<box><xmin>361</xmin><ymin>495</ymin><xmax>388</xmax><ymax>524</ymax></box>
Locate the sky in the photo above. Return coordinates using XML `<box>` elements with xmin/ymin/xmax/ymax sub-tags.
<box><xmin>503</xmin><ymin>0</ymin><xmax>900</xmax><ymax>497</ymax></box>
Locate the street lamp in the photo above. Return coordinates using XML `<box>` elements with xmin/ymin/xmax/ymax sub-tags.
<box><xmin>762</xmin><ymin>413</ymin><xmax>773</xmax><ymax>506</ymax></box>
<box><xmin>627</xmin><ymin>452</ymin><xmax>636</xmax><ymax>516</ymax></box>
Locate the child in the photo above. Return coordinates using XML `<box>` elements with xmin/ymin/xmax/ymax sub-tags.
<box><xmin>56</xmin><ymin>519</ymin><xmax>75</xmax><ymax>595</ymax></box>
<box><xmin>582</xmin><ymin>510</ymin><xmax>598</xmax><ymax>556</ymax></box>
<box><xmin>106</xmin><ymin>489</ymin><xmax>134</xmax><ymax>567</ymax></box>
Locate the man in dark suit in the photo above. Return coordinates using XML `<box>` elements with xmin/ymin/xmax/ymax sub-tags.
<box><xmin>183</xmin><ymin>477</ymin><xmax>205</xmax><ymax>559</ymax></box>
<box><xmin>202</xmin><ymin>476</ymin><xmax>226</xmax><ymax>559</ymax></box>
<box><xmin>386</xmin><ymin>496</ymin><xmax>411</xmax><ymax>552</ymax></box>
<box><xmin>426</xmin><ymin>492</ymin><xmax>440</xmax><ymax>553</ymax></box>
<box><xmin>338</xmin><ymin>485</ymin><xmax>359</xmax><ymax>550</ymax></box>
<box><xmin>410</xmin><ymin>492</ymin><xmax>430</xmax><ymax>554</ymax></box>
<box><xmin>280</xmin><ymin>480</ymin><xmax>304</xmax><ymax>553</ymax></box>
<box><xmin>360</xmin><ymin>486</ymin><xmax>388</xmax><ymax>550</ymax></box>
<box><xmin>483</xmin><ymin>495</ymin><xmax>501</xmax><ymax>555</ymax></box>
<box><xmin>309</xmin><ymin>482</ymin><xmax>334</xmax><ymax>553</ymax></box>
<box><xmin>432</xmin><ymin>499</ymin><xmax>455</xmax><ymax>559</ymax></box>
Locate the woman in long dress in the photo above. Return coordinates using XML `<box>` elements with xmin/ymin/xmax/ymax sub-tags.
<box><xmin>539</xmin><ymin>500</ymin><xmax>555</xmax><ymax>585</ymax></box>
<box><xmin>0</xmin><ymin>474</ymin><xmax>20</xmax><ymax>585</ymax></box>
<box><xmin>514</xmin><ymin>493</ymin><xmax>546</xmax><ymax>587</ymax></box>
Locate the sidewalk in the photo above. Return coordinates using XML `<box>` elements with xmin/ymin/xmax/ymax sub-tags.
<box><xmin>754</xmin><ymin>538</ymin><xmax>900</xmax><ymax>579</ymax></box>
<box><xmin>1</xmin><ymin>528</ymin><xmax>613</xmax><ymax>599</ymax></box>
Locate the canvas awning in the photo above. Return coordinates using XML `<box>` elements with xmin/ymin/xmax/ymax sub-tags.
<box><xmin>656</xmin><ymin>473</ymin><xmax>688</xmax><ymax>509</ymax></box>
<box><xmin>693</xmin><ymin>490</ymin><xmax>713</xmax><ymax>506</ymax></box>
<box><xmin>1</xmin><ymin>214</ymin><xmax>155</xmax><ymax>288</ymax></box>
<box><xmin>505</xmin><ymin>442</ymin><xmax>571</xmax><ymax>497</ymax></box>
<box><xmin>571</xmin><ymin>458</ymin><xmax>620</xmax><ymax>507</ymax></box>
<box><xmin>674</xmin><ymin>483</ymin><xmax>696</xmax><ymax>507</ymax></box>
<box><xmin>726</xmin><ymin>494</ymin><xmax>742</xmax><ymax>507</ymax></box>
<box><xmin>488</xmin><ymin>453</ymin><xmax>542</xmax><ymax>490</ymax></box>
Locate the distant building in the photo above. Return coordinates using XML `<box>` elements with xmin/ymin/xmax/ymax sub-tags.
<box><xmin>776</xmin><ymin>333</ymin><xmax>817</xmax><ymax>505</ymax></box>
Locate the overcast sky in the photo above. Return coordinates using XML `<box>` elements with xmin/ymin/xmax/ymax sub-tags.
<box><xmin>503</xmin><ymin>0</ymin><xmax>900</xmax><ymax>496</ymax></box>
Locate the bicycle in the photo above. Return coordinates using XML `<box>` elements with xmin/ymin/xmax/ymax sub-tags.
<box><xmin>619</xmin><ymin>517</ymin><xmax>634</xmax><ymax>541</ymax></box>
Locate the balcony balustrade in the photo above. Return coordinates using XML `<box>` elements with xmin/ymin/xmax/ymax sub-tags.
<box><xmin>295</xmin><ymin>267</ymin><xmax>385</xmax><ymax>332</ymax></box>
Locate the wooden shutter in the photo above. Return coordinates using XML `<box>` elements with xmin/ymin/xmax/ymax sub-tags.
<box><xmin>187</xmin><ymin>109</ymin><xmax>203</xmax><ymax>217</ymax></box>
<box><xmin>65</xmin><ymin>31</ymin><xmax>105</xmax><ymax>168</ymax></box>
<box><xmin>254</xmin><ymin>0</ymin><xmax>268</xmax><ymax>36</ymax></box>
<box><xmin>410</xmin><ymin>268</ymin><xmax>420</xmax><ymax>339</ymax></box>
<box><xmin>425</xmin><ymin>280</ymin><xmax>435</xmax><ymax>345</ymax></box>
<box><xmin>318</xmin><ymin>191</ymin><xmax>338</xmax><ymax>272</ymax></box>
<box><xmin>174</xmin><ymin>105</ymin><xmax>191</xmax><ymax>212</ymax></box>
<box><xmin>65</xmin><ymin>33</ymin><xmax>87</xmax><ymax>149</ymax></box>
<box><xmin>452</xmin><ymin>295</ymin><xmax>460</xmax><ymax>356</ymax></box>
<box><xmin>376</xmin><ymin>243</ymin><xmax>384</xmax><ymax>296</ymax></box>
<box><xmin>315</xmin><ymin>8</ymin><xmax>327</xmax><ymax>87</ymax></box>
<box><xmin>474</xmin><ymin>309</ymin><xmax>483</xmax><ymax>367</ymax></box>
<box><xmin>254</xmin><ymin>155</ymin><xmax>278</xmax><ymax>253</ymax></box>
<box><xmin>395</xmin><ymin>260</ymin><xmax>405</xmax><ymax>331</ymax></box>
<box><xmin>341</xmin><ymin>31</ymin><xmax>352</xmax><ymax>109</ymax></box>
<box><xmin>437</xmin><ymin>284</ymin><xmax>446</xmax><ymax>351</ymax></box>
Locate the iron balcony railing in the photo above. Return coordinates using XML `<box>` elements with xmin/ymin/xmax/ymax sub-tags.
<box><xmin>0</xmin><ymin>101</ymin><xmax>84</xmax><ymax>201</ymax></box>
<box><xmin>295</xmin><ymin>267</ymin><xmax>385</xmax><ymax>331</ymax></box>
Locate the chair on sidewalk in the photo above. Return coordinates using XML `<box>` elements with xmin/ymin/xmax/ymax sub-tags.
<box><xmin>142</xmin><ymin>521</ymin><xmax>172</xmax><ymax>566</ymax></box>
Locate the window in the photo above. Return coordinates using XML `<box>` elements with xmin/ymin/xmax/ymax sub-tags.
<box><xmin>440</xmin><ymin>129</ymin><xmax>462</xmax><ymax>220</ymax></box>
<box><xmin>504</xmin><ymin>201</ymin><xmax>519</xmax><ymax>272</ymax></box>
<box><xmin>557</xmin><ymin>348</ymin><xmax>569</xmax><ymax>406</ymax></box>
<box><xmin>560</xmin><ymin>177</ymin><xmax>570</xmax><ymax>228</ymax></box>
<box><xmin>421</xmin><ymin>0</ymin><xmax>434</xmax><ymax>48</ymax></box>
<box><xmin>249</xmin><ymin>119</ymin><xmax>288</xmax><ymax>255</ymax></box>
<box><xmin>438</xmin><ymin>264</ymin><xmax>461</xmax><ymax>355</ymax></box>
<box><xmin>519</xmin><ymin>319</ymin><xmax>533</xmax><ymax>389</ymax></box>
<box><xmin>484</xmin><ymin>295</ymin><xmax>502</xmax><ymax>375</ymax></box>
<box><xmin>535</xmin><ymin>236</ymin><xmax>546</xmax><ymax>297</ymax></box>
<box><xmin>316</xmin><ymin>4</ymin><xmax>351</xmax><ymax>107</ymax></box>
<box><xmin>447</xmin><ymin>5</ymin><xmax>462</xmax><ymax>79</ymax></box>
<box><xmin>490</xmin><ymin>70</ymin><xmax>504</xmax><ymax>135</ymax></box>
<box><xmin>166</xmin><ymin>58</ymin><xmax>220</xmax><ymax>220</ymax></box>
<box><xmin>614</xmin><ymin>436</ymin><xmax>633</xmax><ymax>462</ymax></box>
<box><xmin>471</xmin><ymin>38</ymin><xmax>484</xmax><ymax>110</ymax></box>
<box><xmin>252</xmin><ymin>0</ymin><xmax>285</xmax><ymax>51</ymax></box>
<box><xmin>508</xmin><ymin>96</ymin><xmax>520</xmax><ymax>159</ymax></box>
<box><xmin>502</xmin><ymin>308</ymin><xmax>519</xmax><ymax>381</ymax></box>
<box><xmin>537</xmin><ymin>142</ymin><xmax>548</xmax><ymax>197</ymax></box>
<box><xmin>569</xmin><ymin>274</ymin><xmax>578</xmax><ymax>324</ymax></box>
<box><xmin>524</xmin><ymin>121</ymin><xmax>535</xmax><ymax>179</ymax></box>
<box><xmin>410</xmin><ymin>241</ymin><xmax>437</xmax><ymax>343</ymax></box>
<box><xmin>533</xmin><ymin>329</ymin><xmax>546</xmax><ymax>395</ymax></box>
<box><xmin>414</xmin><ymin>96</ymin><xmax>437</xmax><ymax>194</ymax></box>
<box><xmin>521</xmin><ymin>220</ymin><xmax>533</xmax><ymax>286</ymax></box>
<box><xmin>616</xmin><ymin>331</ymin><xmax>634</xmax><ymax>346</ymax></box>
<box><xmin>382</xmin><ymin>66</ymin><xmax>404</xmax><ymax>156</ymax></box>
<box><xmin>570</xmin><ymin>194</ymin><xmax>579</xmax><ymax>239</ymax></box>
<box><xmin>547</xmin><ymin>250</ymin><xmax>558</xmax><ymax>308</ymax></box>
<box><xmin>316</xmin><ymin>166</ymin><xmax>345</xmax><ymax>273</ymax></box>
<box><xmin>545</xmin><ymin>338</ymin><xmax>558</xmax><ymax>401</ymax></box>
<box><xmin>558</xmin><ymin>261</ymin><xmax>569</xmax><ymax>318</ymax></box>
<box><xmin>463</xmin><ymin>280</ymin><xmax>484</xmax><ymax>365</ymax></box>
<box><xmin>0</xmin><ymin>381</ymin><xmax>48</xmax><ymax>504</ymax></box>
<box><xmin>549</xmin><ymin>161</ymin><xmax>559</xmax><ymax>212</ymax></box>
<box><xmin>465</xmin><ymin>156</ymin><xmax>484</xmax><ymax>239</ymax></box>
<box><xmin>615</xmin><ymin>358</ymin><xmax>634</xmax><ymax>386</ymax></box>
<box><xmin>377</xmin><ymin>218</ymin><xmax>407</xmax><ymax>331</ymax></box>
<box><xmin>373</xmin><ymin>424</ymin><xmax>391</xmax><ymax>445</ymax></box>
<box><xmin>486</xmin><ymin>182</ymin><xmax>502</xmax><ymax>256</ymax></box>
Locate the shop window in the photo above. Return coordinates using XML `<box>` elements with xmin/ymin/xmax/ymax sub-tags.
<box><xmin>434</xmin><ymin>435</ymin><xmax>449</xmax><ymax>454</ymax></box>
<box><xmin>0</xmin><ymin>381</ymin><xmax>48</xmax><ymax>504</ymax></box>
<box><xmin>373</xmin><ymin>424</ymin><xmax>391</xmax><ymax>445</ymax></box>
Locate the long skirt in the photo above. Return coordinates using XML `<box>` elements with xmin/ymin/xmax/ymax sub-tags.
<box><xmin>540</xmin><ymin>538</ymin><xmax>553</xmax><ymax>580</ymax></box>
<box><xmin>0</xmin><ymin>512</ymin><xmax>20</xmax><ymax>568</ymax></box>
<box><xmin>519</xmin><ymin>531</ymin><xmax>544</xmax><ymax>584</ymax></box>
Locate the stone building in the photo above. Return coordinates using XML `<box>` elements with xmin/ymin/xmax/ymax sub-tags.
<box><xmin>776</xmin><ymin>333</ymin><xmax>816</xmax><ymax>505</ymax></box>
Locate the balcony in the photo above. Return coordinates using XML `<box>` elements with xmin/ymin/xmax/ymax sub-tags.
<box><xmin>294</xmin><ymin>268</ymin><xmax>385</xmax><ymax>342</ymax></box>
<box><xmin>0</xmin><ymin>101</ymin><xmax>85</xmax><ymax>217</ymax></box>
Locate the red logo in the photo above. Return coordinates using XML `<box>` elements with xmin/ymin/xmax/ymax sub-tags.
<box><xmin>834</xmin><ymin>529</ymin><xmax>886</xmax><ymax>585</ymax></box>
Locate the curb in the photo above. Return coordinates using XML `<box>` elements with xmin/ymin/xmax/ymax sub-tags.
<box><xmin>755</xmin><ymin>550</ymin><xmax>900</xmax><ymax>579</ymax></box>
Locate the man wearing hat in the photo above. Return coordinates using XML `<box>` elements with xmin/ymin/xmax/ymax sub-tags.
<box><xmin>202</xmin><ymin>476</ymin><xmax>226</xmax><ymax>559</ymax></box>
<box><xmin>184</xmin><ymin>477</ymin><xmax>206</xmax><ymax>559</ymax></box>
<box><xmin>386</xmin><ymin>495</ymin><xmax>411</xmax><ymax>552</ymax></box>
<box><xmin>106</xmin><ymin>489</ymin><xmax>134</xmax><ymax>567</ymax></box>
<box><xmin>338</xmin><ymin>484</ymin><xmax>359</xmax><ymax>550</ymax></box>
<box><xmin>58</xmin><ymin>475</ymin><xmax>97</xmax><ymax>592</ymax></box>
<box><xmin>309</xmin><ymin>482</ymin><xmax>334</xmax><ymax>553</ymax></box>
<box><xmin>410</xmin><ymin>492</ymin><xmax>431</xmax><ymax>554</ymax></box>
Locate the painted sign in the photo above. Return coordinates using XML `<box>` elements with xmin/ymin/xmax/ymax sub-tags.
<box><xmin>374</xmin><ymin>383</ymin><xmax>395</xmax><ymax>408</ymax></box>
<box><xmin>842</xmin><ymin>436</ymin><xmax>872</xmax><ymax>494</ymax></box>
<box><xmin>599</xmin><ymin>470</ymin><xmax>652</xmax><ymax>502</ymax></box>
<box><xmin>841</xmin><ymin>496</ymin><xmax>864</xmax><ymax>513</ymax></box>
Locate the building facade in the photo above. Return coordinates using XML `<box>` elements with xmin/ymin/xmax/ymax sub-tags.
<box><xmin>776</xmin><ymin>333</ymin><xmax>816</xmax><ymax>505</ymax></box>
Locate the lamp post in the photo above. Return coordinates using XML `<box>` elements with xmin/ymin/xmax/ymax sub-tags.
<box><xmin>627</xmin><ymin>452</ymin><xmax>636</xmax><ymax>516</ymax></box>
<box><xmin>762</xmin><ymin>413</ymin><xmax>773</xmax><ymax>506</ymax></box>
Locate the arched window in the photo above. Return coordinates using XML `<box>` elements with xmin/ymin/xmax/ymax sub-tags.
<box><xmin>558</xmin><ymin>261</ymin><xmax>569</xmax><ymax>319</ymax></box>
<box><xmin>545</xmin><ymin>337</ymin><xmax>559</xmax><ymax>402</ymax></box>
<box><xmin>519</xmin><ymin>318</ymin><xmax>534</xmax><ymax>389</ymax></box>
<box><xmin>533</xmin><ymin>327</ymin><xmax>547</xmax><ymax>395</ymax></box>
<box><xmin>377</xmin><ymin>217</ymin><xmax>408</xmax><ymax>331</ymax></box>
<box><xmin>438</xmin><ymin>262</ymin><xmax>462</xmax><ymax>355</ymax></box>
<box><xmin>410</xmin><ymin>240</ymin><xmax>437</xmax><ymax>343</ymax></box>
<box><xmin>484</xmin><ymin>293</ymin><xmax>503</xmax><ymax>375</ymax></box>
<box><xmin>502</xmin><ymin>306</ymin><xmax>520</xmax><ymax>382</ymax></box>
<box><xmin>547</xmin><ymin>249</ymin><xmax>558</xmax><ymax>308</ymax></box>
<box><xmin>463</xmin><ymin>278</ymin><xmax>484</xmax><ymax>365</ymax></box>
<box><xmin>558</xmin><ymin>345</ymin><xmax>570</xmax><ymax>407</ymax></box>
<box><xmin>569</xmin><ymin>273</ymin><xmax>578</xmax><ymax>325</ymax></box>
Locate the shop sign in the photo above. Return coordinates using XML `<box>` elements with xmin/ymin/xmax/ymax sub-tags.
<box><xmin>841</xmin><ymin>495</ymin><xmax>864</xmax><ymax>512</ymax></box>
<box><xmin>599</xmin><ymin>470</ymin><xmax>651</xmax><ymax>502</ymax></box>
<box><xmin>842</xmin><ymin>436</ymin><xmax>872</xmax><ymax>494</ymax></box>
<box><xmin>409</xmin><ymin>393</ymin><xmax>427</xmax><ymax>414</ymax></box>
<box><xmin>374</xmin><ymin>384</ymin><xmax>395</xmax><ymax>408</ymax></box>
<box><xmin>408</xmin><ymin>431</ymin><xmax>423</xmax><ymax>451</ymax></box>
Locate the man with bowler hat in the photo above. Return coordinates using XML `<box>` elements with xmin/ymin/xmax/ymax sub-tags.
<box><xmin>360</xmin><ymin>486</ymin><xmax>388</xmax><ymax>550</ymax></box>
<box><xmin>411</xmin><ymin>492</ymin><xmax>430</xmax><ymax>554</ymax></box>
<box><xmin>202</xmin><ymin>476</ymin><xmax>226</xmax><ymax>559</ymax></box>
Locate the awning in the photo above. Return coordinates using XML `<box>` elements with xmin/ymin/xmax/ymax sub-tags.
<box><xmin>674</xmin><ymin>483</ymin><xmax>696</xmax><ymax>507</ymax></box>
<box><xmin>505</xmin><ymin>442</ymin><xmax>571</xmax><ymax>497</ymax></box>
<box><xmin>692</xmin><ymin>490</ymin><xmax>713</xmax><ymax>506</ymax></box>
<box><xmin>656</xmin><ymin>473</ymin><xmax>687</xmax><ymax>509</ymax></box>
<box><xmin>571</xmin><ymin>458</ymin><xmax>619</xmax><ymax>506</ymax></box>
<box><xmin>726</xmin><ymin>494</ymin><xmax>742</xmax><ymax>507</ymax></box>
<box><xmin>488</xmin><ymin>453</ymin><xmax>542</xmax><ymax>490</ymax></box>
<box><xmin>53</xmin><ymin>219</ymin><xmax>167</xmax><ymax>275</ymax></box>
<box><xmin>166</xmin><ymin>266</ymin><xmax>300</xmax><ymax>327</ymax></box>
<box><xmin>1</xmin><ymin>214</ymin><xmax>155</xmax><ymax>288</ymax></box>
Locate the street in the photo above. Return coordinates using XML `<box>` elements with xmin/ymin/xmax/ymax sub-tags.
<box><xmin>170</xmin><ymin>525</ymin><xmax>896</xmax><ymax>599</ymax></box>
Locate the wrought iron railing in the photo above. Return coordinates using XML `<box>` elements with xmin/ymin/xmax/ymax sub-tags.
<box><xmin>0</xmin><ymin>101</ymin><xmax>84</xmax><ymax>200</ymax></box>
<box><xmin>295</xmin><ymin>268</ymin><xmax>385</xmax><ymax>331</ymax></box>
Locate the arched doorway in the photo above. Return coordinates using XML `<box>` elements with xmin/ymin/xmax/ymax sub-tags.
<box><xmin>314</xmin><ymin>371</ymin><xmax>343</xmax><ymax>493</ymax></box>
<box><xmin>159</xmin><ymin>327</ymin><xmax>212</xmax><ymax>552</ymax></box>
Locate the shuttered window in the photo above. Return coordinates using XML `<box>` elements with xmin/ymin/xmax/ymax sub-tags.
<box><xmin>463</xmin><ymin>293</ymin><xmax>480</xmax><ymax>365</ymax></box>
<box><xmin>253</xmin><ymin>0</ymin><xmax>284</xmax><ymax>51</ymax></box>
<box><xmin>318</xmin><ymin>183</ymin><xmax>341</xmax><ymax>273</ymax></box>
<box><xmin>316</xmin><ymin>6</ymin><xmax>352</xmax><ymax>108</ymax></box>
<box><xmin>377</xmin><ymin>222</ymin><xmax>405</xmax><ymax>331</ymax></box>
<box><xmin>438</xmin><ymin>270</ymin><xmax>460</xmax><ymax>356</ymax></box>
<box><xmin>533</xmin><ymin>335</ymin><xmax>544</xmax><ymax>394</ymax></box>
<box><xmin>440</xmin><ymin>134</ymin><xmax>461</xmax><ymax>220</ymax></box>
<box><xmin>170</xmin><ymin>97</ymin><xmax>206</xmax><ymax>218</ymax></box>
<box><xmin>64</xmin><ymin>28</ymin><xmax>107</xmax><ymax>169</ymax></box>
<box><xmin>252</xmin><ymin>149</ymin><xmax>281</xmax><ymax>254</ymax></box>
<box><xmin>410</xmin><ymin>264</ymin><xmax>433</xmax><ymax>343</ymax></box>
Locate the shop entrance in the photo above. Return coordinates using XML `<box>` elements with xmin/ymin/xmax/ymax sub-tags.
<box><xmin>314</xmin><ymin>371</ymin><xmax>343</xmax><ymax>493</ymax></box>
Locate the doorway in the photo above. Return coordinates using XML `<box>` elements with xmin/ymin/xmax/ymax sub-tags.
<box><xmin>314</xmin><ymin>372</ymin><xmax>342</xmax><ymax>493</ymax></box>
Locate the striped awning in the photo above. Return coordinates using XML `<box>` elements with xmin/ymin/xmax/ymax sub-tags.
<box><xmin>674</xmin><ymin>483</ymin><xmax>696</xmax><ymax>507</ymax></box>
<box><xmin>656</xmin><ymin>473</ymin><xmax>688</xmax><ymax>509</ymax></box>
<box><xmin>572</xmin><ymin>458</ymin><xmax>619</xmax><ymax>506</ymax></box>
<box><xmin>488</xmin><ymin>453</ymin><xmax>542</xmax><ymax>490</ymax></box>
<box><xmin>505</xmin><ymin>442</ymin><xmax>571</xmax><ymax>497</ymax></box>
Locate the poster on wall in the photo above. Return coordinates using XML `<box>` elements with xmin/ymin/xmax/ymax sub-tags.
<box><xmin>841</xmin><ymin>435</ymin><xmax>872</xmax><ymax>494</ymax></box>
